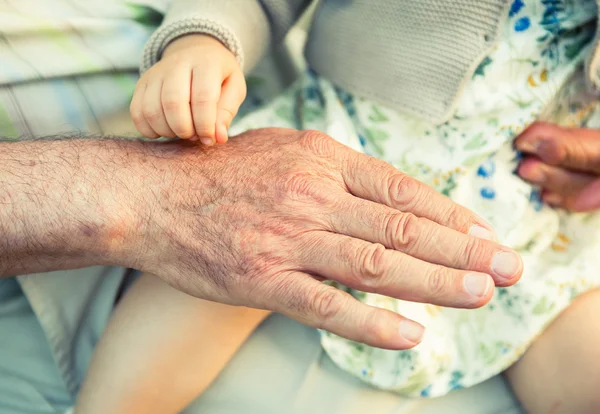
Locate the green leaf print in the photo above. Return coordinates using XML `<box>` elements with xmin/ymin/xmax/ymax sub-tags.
<box><xmin>302</xmin><ymin>106</ymin><xmax>323</xmax><ymax>122</ymax></box>
<box><xmin>274</xmin><ymin>104</ymin><xmax>295</xmax><ymax>124</ymax></box>
<box><xmin>487</xmin><ymin>117</ymin><xmax>499</xmax><ymax>127</ymax></box>
<box><xmin>368</xmin><ymin>105</ymin><xmax>389</xmax><ymax>123</ymax></box>
<box><xmin>463</xmin><ymin>132</ymin><xmax>487</xmax><ymax>150</ymax></box>
<box><xmin>473</xmin><ymin>57</ymin><xmax>493</xmax><ymax>78</ymax></box>
<box><xmin>440</xmin><ymin>175</ymin><xmax>457</xmax><ymax>197</ymax></box>
<box><xmin>365</xmin><ymin>127</ymin><xmax>389</xmax><ymax>141</ymax></box>
<box><xmin>401</xmin><ymin>368</ymin><xmax>432</xmax><ymax>396</ymax></box>
<box><xmin>479</xmin><ymin>341</ymin><xmax>508</xmax><ymax>365</ymax></box>
<box><xmin>364</xmin><ymin>127</ymin><xmax>390</xmax><ymax>157</ymax></box>
<box><xmin>532</xmin><ymin>297</ymin><xmax>555</xmax><ymax>315</ymax></box>
<box><xmin>462</xmin><ymin>154</ymin><xmax>487</xmax><ymax>168</ymax></box>
<box><xmin>508</xmin><ymin>96</ymin><xmax>535</xmax><ymax>110</ymax></box>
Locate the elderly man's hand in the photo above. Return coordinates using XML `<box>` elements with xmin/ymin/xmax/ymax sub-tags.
<box><xmin>517</xmin><ymin>122</ymin><xmax>600</xmax><ymax>211</ymax></box>
<box><xmin>0</xmin><ymin>128</ymin><xmax>524</xmax><ymax>350</ymax></box>
<box><xmin>127</xmin><ymin>128</ymin><xmax>522</xmax><ymax>350</ymax></box>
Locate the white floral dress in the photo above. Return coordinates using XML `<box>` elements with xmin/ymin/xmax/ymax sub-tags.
<box><xmin>231</xmin><ymin>0</ymin><xmax>600</xmax><ymax>398</ymax></box>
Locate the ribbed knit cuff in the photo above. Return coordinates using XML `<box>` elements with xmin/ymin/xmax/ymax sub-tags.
<box><xmin>140</xmin><ymin>17</ymin><xmax>244</xmax><ymax>74</ymax></box>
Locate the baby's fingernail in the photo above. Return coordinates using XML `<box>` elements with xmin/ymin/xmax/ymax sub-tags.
<box><xmin>200</xmin><ymin>137</ymin><xmax>214</xmax><ymax>146</ymax></box>
<box><xmin>399</xmin><ymin>320</ymin><xmax>424</xmax><ymax>343</ymax></box>
<box><xmin>219</xmin><ymin>124</ymin><xmax>229</xmax><ymax>142</ymax></box>
<box><xmin>491</xmin><ymin>251</ymin><xmax>522</xmax><ymax>281</ymax></box>
<box><xmin>464</xmin><ymin>273</ymin><xmax>492</xmax><ymax>298</ymax></box>
<box><xmin>469</xmin><ymin>225</ymin><xmax>497</xmax><ymax>241</ymax></box>
<box><xmin>517</xmin><ymin>140</ymin><xmax>539</xmax><ymax>154</ymax></box>
<box><xmin>520</xmin><ymin>167</ymin><xmax>545</xmax><ymax>184</ymax></box>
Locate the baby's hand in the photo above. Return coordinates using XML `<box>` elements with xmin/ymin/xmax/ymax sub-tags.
<box><xmin>516</xmin><ymin>122</ymin><xmax>600</xmax><ymax>211</ymax></box>
<box><xmin>131</xmin><ymin>35</ymin><xmax>246</xmax><ymax>145</ymax></box>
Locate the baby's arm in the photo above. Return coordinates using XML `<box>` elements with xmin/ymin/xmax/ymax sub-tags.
<box><xmin>75</xmin><ymin>274</ymin><xmax>270</xmax><ymax>414</ymax></box>
<box><xmin>131</xmin><ymin>0</ymin><xmax>312</xmax><ymax>145</ymax></box>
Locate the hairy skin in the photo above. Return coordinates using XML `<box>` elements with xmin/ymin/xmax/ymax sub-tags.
<box><xmin>0</xmin><ymin>128</ymin><xmax>523</xmax><ymax>349</ymax></box>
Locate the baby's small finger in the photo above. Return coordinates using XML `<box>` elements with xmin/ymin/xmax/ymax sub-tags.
<box><xmin>143</xmin><ymin>81</ymin><xmax>176</xmax><ymax>138</ymax></box>
<box><xmin>130</xmin><ymin>83</ymin><xmax>159</xmax><ymax>139</ymax></box>
<box><xmin>161</xmin><ymin>67</ymin><xmax>194</xmax><ymax>139</ymax></box>
<box><xmin>191</xmin><ymin>66</ymin><xmax>221</xmax><ymax>145</ymax></box>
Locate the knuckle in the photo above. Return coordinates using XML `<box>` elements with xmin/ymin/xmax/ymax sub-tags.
<box><xmin>162</xmin><ymin>97</ymin><xmax>185</xmax><ymax>113</ymax></box>
<box><xmin>361</xmin><ymin>310</ymin><xmax>389</xmax><ymax>344</ymax></box>
<box><xmin>142</xmin><ymin>107</ymin><xmax>164</xmax><ymax>124</ymax></box>
<box><xmin>426</xmin><ymin>266</ymin><xmax>448</xmax><ymax>299</ymax></box>
<box><xmin>457</xmin><ymin>236</ymin><xmax>485</xmax><ymax>268</ymax></box>
<box><xmin>218</xmin><ymin>107</ymin><xmax>236</xmax><ymax>123</ymax></box>
<box><xmin>387</xmin><ymin>173</ymin><xmax>421</xmax><ymax>208</ymax></box>
<box><xmin>191</xmin><ymin>97</ymin><xmax>214</xmax><ymax>109</ymax></box>
<box><xmin>278</xmin><ymin>171</ymin><xmax>321</xmax><ymax>200</ymax></box>
<box><xmin>356</xmin><ymin>243</ymin><xmax>387</xmax><ymax>286</ymax></box>
<box><xmin>298</xmin><ymin>130</ymin><xmax>335</xmax><ymax>157</ymax></box>
<box><xmin>391</xmin><ymin>213</ymin><xmax>420</xmax><ymax>250</ymax></box>
<box><xmin>130</xmin><ymin>108</ymin><xmax>144</xmax><ymax>125</ymax></box>
<box><xmin>312</xmin><ymin>287</ymin><xmax>343</xmax><ymax>322</ymax></box>
<box><xmin>444</xmin><ymin>203</ymin><xmax>467</xmax><ymax>231</ymax></box>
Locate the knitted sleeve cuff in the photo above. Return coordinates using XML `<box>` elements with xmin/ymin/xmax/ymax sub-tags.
<box><xmin>140</xmin><ymin>17</ymin><xmax>244</xmax><ymax>74</ymax></box>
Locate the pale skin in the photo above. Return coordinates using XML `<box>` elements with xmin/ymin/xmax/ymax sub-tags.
<box><xmin>74</xmin><ymin>33</ymin><xmax>599</xmax><ymax>412</ymax></box>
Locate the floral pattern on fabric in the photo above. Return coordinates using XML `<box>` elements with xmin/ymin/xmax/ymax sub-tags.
<box><xmin>229</xmin><ymin>0</ymin><xmax>600</xmax><ymax>398</ymax></box>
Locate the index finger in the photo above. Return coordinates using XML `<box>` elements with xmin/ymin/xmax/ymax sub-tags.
<box><xmin>341</xmin><ymin>150</ymin><xmax>496</xmax><ymax>237</ymax></box>
<box><xmin>191</xmin><ymin>66</ymin><xmax>222</xmax><ymax>145</ymax></box>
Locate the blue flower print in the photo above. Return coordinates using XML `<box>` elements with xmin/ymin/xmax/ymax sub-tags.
<box><xmin>529</xmin><ymin>188</ymin><xmax>544</xmax><ymax>211</ymax></box>
<box><xmin>420</xmin><ymin>385</ymin><xmax>432</xmax><ymax>397</ymax></box>
<box><xmin>477</xmin><ymin>159</ymin><xmax>497</xmax><ymax>178</ymax></box>
<box><xmin>449</xmin><ymin>371</ymin><xmax>464</xmax><ymax>391</ymax></box>
<box><xmin>509</xmin><ymin>0</ymin><xmax>525</xmax><ymax>17</ymax></box>
<box><xmin>480</xmin><ymin>187</ymin><xmax>497</xmax><ymax>199</ymax></box>
<box><xmin>515</xmin><ymin>16</ymin><xmax>531</xmax><ymax>32</ymax></box>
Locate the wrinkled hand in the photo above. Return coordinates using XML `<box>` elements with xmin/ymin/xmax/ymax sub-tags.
<box><xmin>131</xmin><ymin>129</ymin><xmax>523</xmax><ymax>350</ymax></box>
<box><xmin>516</xmin><ymin>122</ymin><xmax>600</xmax><ymax>211</ymax></box>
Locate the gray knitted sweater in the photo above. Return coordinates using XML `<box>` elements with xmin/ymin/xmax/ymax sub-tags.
<box><xmin>141</xmin><ymin>0</ymin><xmax>600</xmax><ymax>124</ymax></box>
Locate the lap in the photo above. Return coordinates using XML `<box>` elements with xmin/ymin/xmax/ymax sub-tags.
<box><xmin>184</xmin><ymin>313</ymin><xmax>522</xmax><ymax>414</ymax></box>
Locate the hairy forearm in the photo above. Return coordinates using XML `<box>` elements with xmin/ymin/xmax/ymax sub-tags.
<box><xmin>0</xmin><ymin>137</ymin><xmax>152</xmax><ymax>276</ymax></box>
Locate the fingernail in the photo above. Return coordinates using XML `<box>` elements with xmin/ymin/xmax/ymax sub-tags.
<box><xmin>520</xmin><ymin>168</ymin><xmax>545</xmax><ymax>184</ymax></box>
<box><xmin>464</xmin><ymin>273</ymin><xmax>492</xmax><ymax>297</ymax></box>
<box><xmin>517</xmin><ymin>140</ymin><xmax>539</xmax><ymax>154</ymax></box>
<box><xmin>469</xmin><ymin>225</ymin><xmax>497</xmax><ymax>241</ymax></box>
<box><xmin>399</xmin><ymin>320</ymin><xmax>425</xmax><ymax>343</ymax></box>
<box><xmin>200</xmin><ymin>137</ymin><xmax>214</xmax><ymax>146</ymax></box>
<box><xmin>544</xmin><ymin>193</ymin><xmax>562</xmax><ymax>205</ymax></box>
<box><xmin>219</xmin><ymin>124</ymin><xmax>229</xmax><ymax>142</ymax></box>
<box><xmin>491</xmin><ymin>251</ymin><xmax>522</xmax><ymax>280</ymax></box>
